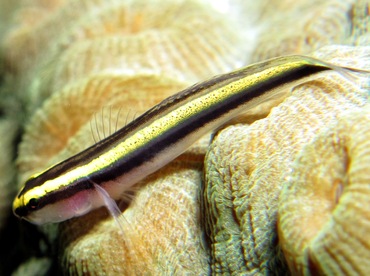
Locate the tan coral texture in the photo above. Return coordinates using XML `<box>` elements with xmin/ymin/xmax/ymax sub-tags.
<box><xmin>204</xmin><ymin>48</ymin><xmax>370</xmax><ymax>274</ymax></box>
<box><xmin>278</xmin><ymin>106</ymin><xmax>370</xmax><ymax>275</ymax></box>
<box><xmin>0</xmin><ymin>0</ymin><xmax>369</xmax><ymax>275</ymax></box>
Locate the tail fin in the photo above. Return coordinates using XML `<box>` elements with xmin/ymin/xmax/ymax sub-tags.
<box><xmin>329</xmin><ymin>62</ymin><xmax>370</xmax><ymax>91</ymax></box>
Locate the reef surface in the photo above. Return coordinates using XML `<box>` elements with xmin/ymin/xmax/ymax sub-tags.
<box><xmin>0</xmin><ymin>0</ymin><xmax>369</xmax><ymax>275</ymax></box>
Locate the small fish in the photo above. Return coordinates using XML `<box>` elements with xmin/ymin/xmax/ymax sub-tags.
<box><xmin>12</xmin><ymin>55</ymin><xmax>368</xmax><ymax>224</ymax></box>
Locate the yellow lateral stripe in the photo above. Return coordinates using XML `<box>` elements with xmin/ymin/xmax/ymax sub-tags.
<box><xmin>20</xmin><ymin>62</ymin><xmax>304</xmax><ymax>202</ymax></box>
<box><xmin>15</xmin><ymin>54</ymin><xmax>365</xmax><ymax>224</ymax></box>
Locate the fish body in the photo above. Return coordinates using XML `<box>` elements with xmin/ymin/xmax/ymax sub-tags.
<box><xmin>13</xmin><ymin>55</ymin><xmax>363</xmax><ymax>224</ymax></box>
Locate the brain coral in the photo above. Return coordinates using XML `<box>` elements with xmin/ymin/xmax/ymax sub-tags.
<box><xmin>0</xmin><ymin>0</ymin><xmax>369</xmax><ymax>275</ymax></box>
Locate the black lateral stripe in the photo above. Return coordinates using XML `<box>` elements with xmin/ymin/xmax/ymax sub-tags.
<box><xmin>25</xmin><ymin>178</ymin><xmax>93</xmax><ymax>212</ymax></box>
<box><xmin>18</xmin><ymin>56</ymin><xmax>331</xmax><ymax>198</ymax></box>
<box><xmin>88</xmin><ymin>64</ymin><xmax>329</xmax><ymax>183</ymax></box>
<box><xmin>32</xmin><ymin>63</ymin><xmax>329</xmax><ymax>208</ymax></box>
<box><xmin>18</xmin><ymin>64</ymin><xmax>246</xmax><ymax>197</ymax></box>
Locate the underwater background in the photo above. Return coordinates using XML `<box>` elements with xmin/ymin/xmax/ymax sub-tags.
<box><xmin>0</xmin><ymin>0</ymin><xmax>369</xmax><ymax>274</ymax></box>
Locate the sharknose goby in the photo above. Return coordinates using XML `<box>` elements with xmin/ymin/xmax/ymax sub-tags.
<box><xmin>13</xmin><ymin>55</ymin><xmax>366</xmax><ymax>224</ymax></box>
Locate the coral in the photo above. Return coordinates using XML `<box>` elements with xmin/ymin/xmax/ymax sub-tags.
<box><xmin>251</xmin><ymin>0</ymin><xmax>356</xmax><ymax>60</ymax></box>
<box><xmin>2</xmin><ymin>0</ymin><xmax>251</xmax><ymax>274</ymax></box>
<box><xmin>204</xmin><ymin>46</ymin><xmax>370</xmax><ymax>274</ymax></box>
<box><xmin>0</xmin><ymin>0</ymin><xmax>369</xmax><ymax>275</ymax></box>
<box><xmin>60</xmin><ymin>161</ymin><xmax>210</xmax><ymax>274</ymax></box>
<box><xmin>3</xmin><ymin>0</ymin><xmax>251</xmax><ymax>113</ymax></box>
<box><xmin>278</xmin><ymin>106</ymin><xmax>370</xmax><ymax>274</ymax></box>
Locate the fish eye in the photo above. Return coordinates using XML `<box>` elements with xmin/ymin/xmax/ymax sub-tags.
<box><xmin>28</xmin><ymin>198</ymin><xmax>39</xmax><ymax>210</ymax></box>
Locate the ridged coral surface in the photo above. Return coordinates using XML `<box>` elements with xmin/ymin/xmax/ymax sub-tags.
<box><xmin>204</xmin><ymin>47</ymin><xmax>370</xmax><ymax>274</ymax></box>
<box><xmin>278</xmin><ymin>106</ymin><xmax>370</xmax><ymax>275</ymax></box>
<box><xmin>0</xmin><ymin>0</ymin><xmax>369</xmax><ymax>275</ymax></box>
